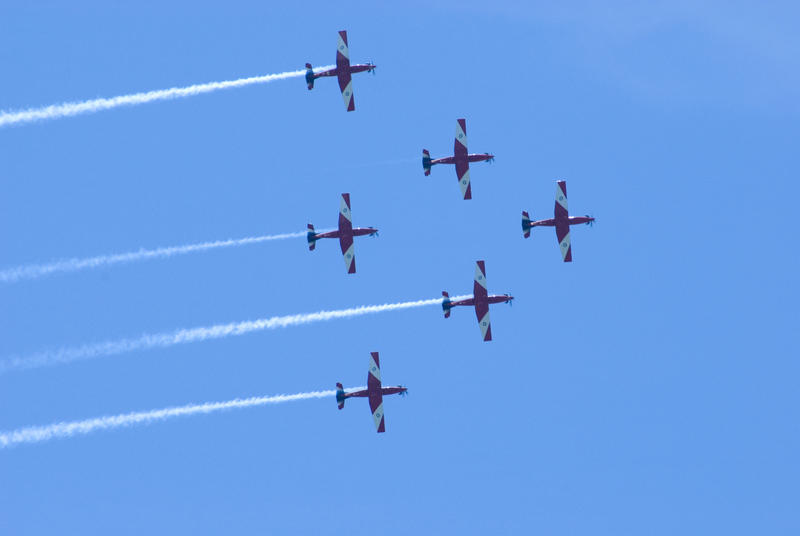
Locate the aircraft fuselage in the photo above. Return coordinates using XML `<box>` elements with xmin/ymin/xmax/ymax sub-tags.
<box><xmin>310</xmin><ymin>226</ymin><xmax>377</xmax><ymax>241</ymax></box>
<box><xmin>529</xmin><ymin>215</ymin><xmax>594</xmax><ymax>228</ymax></box>
<box><xmin>307</xmin><ymin>63</ymin><xmax>375</xmax><ymax>84</ymax></box>
<box><xmin>344</xmin><ymin>386</ymin><xmax>407</xmax><ymax>399</ymax></box>
<box><xmin>430</xmin><ymin>153</ymin><xmax>494</xmax><ymax>167</ymax></box>
<box><xmin>446</xmin><ymin>293</ymin><xmax>513</xmax><ymax>310</ymax></box>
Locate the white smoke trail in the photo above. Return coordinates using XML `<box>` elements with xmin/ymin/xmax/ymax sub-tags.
<box><xmin>0</xmin><ymin>66</ymin><xmax>334</xmax><ymax>128</ymax></box>
<box><xmin>0</xmin><ymin>388</ymin><xmax>352</xmax><ymax>448</ymax></box>
<box><xmin>0</xmin><ymin>296</ymin><xmax>468</xmax><ymax>373</ymax></box>
<box><xmin>0</xmin><ymin>231</ymin><xmax>306</xmax><ymax>284</ymax></box>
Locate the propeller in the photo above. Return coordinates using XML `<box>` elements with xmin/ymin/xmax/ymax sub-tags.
<box><xmin>370</xmin><ymin>229</ymin><xmax>379</xmax><ymax>237</ymax></box>
<box><xmin>586</xmin><ymin>214</ymin><xmax>595</xmax><ymax>227</ymax></box>
<box><xmin>399</xmin><ymin>388</ymin><xmax>408</xmax><ymax>397</ymax></box>
<box><xmin>486</xmin><ymin>154</ymin><xmax>495</xmax><ymax>163</ymax></box>
<box><xmin>368</xmin><ymin>61</ymin><xmax>377</xmax><ymax>74</ymax></box>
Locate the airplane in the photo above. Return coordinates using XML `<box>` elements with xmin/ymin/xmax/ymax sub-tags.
<box><xmin>422</xmin><ymin>118</ymin><xmax>494</xmax><ymax>200</ymax></box>
<box><xmin>305</xmin><ymin>30</ymin><xmax>376</xmax><ymax>111</ymax></box>
<box><xmin>336</xmin><ymin>352</ymin><xmax>407</xmax><ymax>433</ymax></box>
<box><xmin>307</xmin><ymin>193</ymin><xmax>378</xmax><ymax>274</ymax></box>
<box><xmin>521</xmin><ymin>180</ymin><xmax>594</xmax><ymax>262</ymax></box>
<box><xmin>442</xmin><ymin>261</ymin><xmax>513</xmax><ymax>341</ymax></box>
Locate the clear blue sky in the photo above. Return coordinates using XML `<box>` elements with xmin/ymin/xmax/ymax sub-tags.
<box><xmin>1</xmin><ymin>1</ymin><xmax>798</xmax><ymax>534</ymax></box>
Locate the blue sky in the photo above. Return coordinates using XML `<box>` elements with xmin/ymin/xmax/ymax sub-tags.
<box><xmin>1</xmin><ymin>1</ymin><xmax>798</xmax><ymax>534</ymax></box>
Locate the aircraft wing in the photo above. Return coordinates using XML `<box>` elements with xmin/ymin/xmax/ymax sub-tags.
<box><xmin>367</xmin><ymin>352</ymin><xmax>385</xmax><ymax>433</ymax></box>
<box><xmin>554</xmin><ymin>181</ymin><xmax>572</xmax><ymax>262</ymax></box>
<box><xmin>336</xmin><ymin>31</ymin><xmax>355</xmax><ymax>111</ymax></box>
<box><xmin>473</xmin><ymin>261</ymin><xmax>492</xmax><ymax>341</ymax></box>
<box><xmin>555</xmin><ymin>180</ymin><xmax>569</xmax><ymax>219</ymax></box>
<box><xmin>339</xmin><ymin>233</ymin><xmax>355</xmax><ymax>273</ymax></box>
<box><xmin>556</xmin><ymin>221</ymin><xmax>572</xmax><ymax>262</ymax></box>
<box><xmin>454</xmin><ymin>118</ymin><xmax>471</xmax><ymax>199</ymax></box>
<box><xmin>338</xmin><ymin>193</ymin><xmax>355</xmax><ymax>273</ymax></box>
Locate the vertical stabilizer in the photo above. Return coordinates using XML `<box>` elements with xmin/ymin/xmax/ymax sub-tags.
<box><xmin>521</xmin><ymin>211</ymin><xmax>532</xmax><ymax>238</ymax></box>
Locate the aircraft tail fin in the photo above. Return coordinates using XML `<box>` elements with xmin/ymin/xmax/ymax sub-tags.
<box><xmin>336</xmin><ymin>382</ymin><xmax>346</xmax><ymax>410</ymax></box>
<box><xmin>307</xmin><ymin>223</ymin><xmax>317</xmax><ymax>251</ymax></box>
<box><xmin>305</xmin><ymin>63</ymin><xmax>315</xmax><ymax>90</ymax></box>
<box><xmin>422</xmin><ymin>149</ymin><xmax>432</xmax><ymax>176</ymax></box>
<box><xmin>442</xmin><ymin>291</ymin><xmax>451</xmax><ymax>318</ymax></box>
<box><xmin>522</xmin><ymin>211</ymin><xmax>532</xmax><ymax>238</ymax></box>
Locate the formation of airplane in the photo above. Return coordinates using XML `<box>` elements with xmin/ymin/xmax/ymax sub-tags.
<box><xmin>292</xmin><ymin>32</ymin><xmax>593</xmax><ymax>430</ymax></box>
<box><xmin>336</xmin><ymin>352</ymin><xmax>407</xmax><ymax>433</ymax></box>
<box><xmin>522</xmin><ymin>180</ymin><xmax>594</xmax><ymax>262</ymax></box>
<box><xmin>442</xmin><ymin>261</ymin><xmax>513</xmax><ymax>342</ymax></box>
<box><xmin>305</xmin><ymin>30</ymin><xmax>376</xmax><ymax>112</ymax></box>
<box><xmin>307</xmin><ymin>193</ymin><xmax>378</xmax><ymax>274</ymax></box>
<box><xmin>0</xmin><ymin>28</ymin><xmax>600</xmax><ymax>440</ymax></box>
<box><xmin>0</xmin><ymin>25</ymin><xmax>606</xmax><ymax>445</ymax></box>
<box><xmin>422</xmin><ymin>119</ymin><xmax>494</xmax><ymax>200</ymax></box>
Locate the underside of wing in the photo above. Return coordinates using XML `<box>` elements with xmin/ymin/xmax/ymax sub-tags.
<box><xmin>556</xmin><ymin>222</ymin><xmax>572</xmax><ymax>262</ymax></box>
<box><xmin>370</xmin><ymin>395</ymin><xmax>385</xmax><ymax>433</ymax></box>
<box><xmin>454</xmin><ymin>119</ymin><xmax>471</xmax><ymax>199</ymax></box>
<box><xmin>339</xmin><ymin>234</ymin><xmax>355</xmax><ymax>273</ymax></box>
<box><xmin>455</xmin><ymin>119</ymin><xmax>468</xmax><ymax>154</ymax></box>
<box><xmin>456</xmin><ymin>165</ymin><xmax>471</xmax><ymax>199</ymax></box>
<box><xmin>555</xmin><ymin>180</ymin><xmax>569</xmax><ymax>220</ymax></box>
<box><xmin>336</xmin><ymin>31</ymin><xmax>354</xmax><ymax>111</ymax></box>
<box><xmin>367</xmin><ymin>352</ymin><xmax>385</xmax><ymax>432</ymax></box>
<box><xmin>336</xmin><ymin>30</ymin><xmax>350</xmax><ymax>67</ymax></box>
<box><xmin>367</xmin><ymin>352</ymin><xmax>381</xmax><ymax>391</ymax></box>
<box><xmin>338</xmin><ymin>193</ymin><xmax>355</xmax><ymax>272</ymax></box>
<box><xmin>473</xmin><ymin>261</ymin><xmax>491</xmax><ymax>340</ymax></box>
<box><xmin>475</xmin><ymin>306</ymin><xmax>492</xmax><ymax>341</ymax></box>
<box><xmin>338</xmin><ymin>193</ymin><xmax>353</xmax><ymax>231</ymax></box>
<box><xmin>554</xmin><ymin>181</ymin><xmax>571</xmax><ymax>261</ymax></box>
<box><xmin>473</xmin><ymin>260</ymin><xmax>488</xmax><ymax>302</ymax></box>
<box><xmin>338</xmin><ymin>71</ymin><xmax>354</xmax><ymax>111</ymax></box>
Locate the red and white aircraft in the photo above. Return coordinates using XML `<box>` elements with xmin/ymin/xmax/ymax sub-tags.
<box><xmin>336</xmin><ymin>352</ymin><xmax>407</xmax><ymax>433</ymax></box>
<box><xmin>305</xmin><ymin>30</ymin><xmax>376</xmax><ymax>112</ymax></box>
<box><xmin>442</xmin><ymin>261</ymin><xmax>513</xmax><ymax>341</ymax></box>
<box><xmin>307</xmin><ymin>193</ymin><xmax>378</xmax><ymax>274</ymax></box>
<box><xmin>522</xmin><ymin>180</ymin><xmax>594</xmax><ymax>262</ymax></box>
<box><xmin>422</xmin><ymin>118</ymin><xmax>494</xmax><ymax>200</ymax></box>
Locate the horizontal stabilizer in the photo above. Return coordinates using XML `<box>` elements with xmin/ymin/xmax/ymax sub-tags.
<box><xmin>522</xmin><ymin>211</ymin><xmax>531</xmax><ymax>238</ymax></box>
<box><xmin>307</xmin><ymin>223</ymin><xmax>317</xmax><ymax>251</ymax></box>
<box><xmin>305</xmin><ymin>63</ymin><xmax>315</xmax><ymax>90</ymax></box>
<box><xmin>422</xmin><ymin>149</ymin><xmax>432</xmax><ymax>176</ymax></box>
<box><xmin>336</xmin><ymin>382</ymin><xmax>345</xmax><ymax>410</ymax></box>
